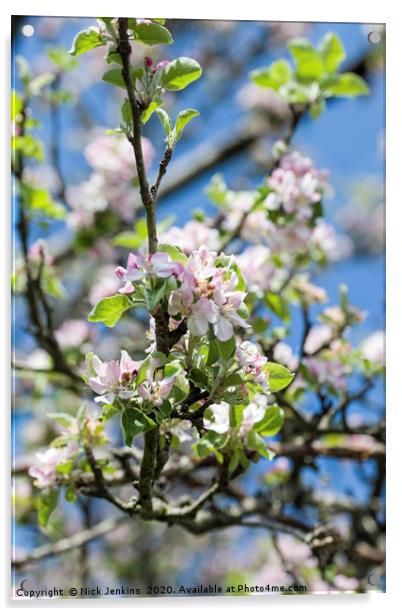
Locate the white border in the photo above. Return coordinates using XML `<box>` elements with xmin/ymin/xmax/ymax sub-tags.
<box><xmin>1</xmin><ymin>0</ymin><xmax>400</xmax><ymax>613</ymax></box>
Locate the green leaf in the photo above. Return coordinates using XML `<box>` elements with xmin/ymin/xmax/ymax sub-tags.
<box><xmin>250</xmin><ymin>59</ymin><xmax>292</xmax><ymax>90</ymax></box>
<box><xmin>158</xmin><ymin>243</ymin><xmax>188</xmax><ymax>264</ymax></box>
<box><xmin>157</xmin><ymin>399</ymin><xmax>172</xmax><ymax>421</ymax></box>
<box><xmin>13</xmin><ymin>135</ymin><xmax>43</xmax><ymax>162</ymax></box>
<box><xmin>318</xmin><ymin>33</ymin><xmax>345</xmax><ymax>73</ymax></box>
<box><xmin>121</xmin><ymin>407</ymin><xmax>156</xmax><ymax>446</ymax></box>
<box><xmin>288</xmin><ymin>39</ymin><xmax>324</xmax><ymax>81</ymax></box>
<box><xmin>113</xmin><ymin>218</ymin><xmax>148</xmax><ymax>249</ymax></box>
<box><xmin>47</xmin><ymin>46</ymin><xmax>78</xmax><ymax>71</ymax></box>
<box><xmin>188</xmin><ymin>367</ymin><xmax>208</xmax><ymax>388</ymax></box>
<box><xmin>264</xmin><ymin>362</ymin><xmax>294</xmax><ymax>392</ymax></box>
<box><xmin>69</xmin><ymin>28</ymin><xmax>105</xmax><ymax>56</ymax></box>
<box><xmin>141</xmin><ymin>100</ymin><xmax>159</xmax><ymax>124</ymax></box>
<box><xmin>129</xmin><ymin>20</ymin><xmax>173</xmax><ymax>46</ymax></box>
<box><xmin>170</xmin><ymin>108</ymin><xmax>199</xmax><ymax>145</ymax></box>
<box><xmin>246</xmin><ymin>431</ymin><xmax>271</xmax><ymax>459</ymax></box>
<box><xmin>23</xmin><ymin>185</ymin><xmax>65</xmax><ymax>219</ymax></box>
<box><xmin>88</xmin><ymin>294</ymin><xmax>132</xmax><ymax>327</ymax></box>
<box><xmin>121</xmin><ymin>99</ymin><xmax>132</xmax><ymax>124</ymax></box>
<box><xmin>160</xmin><ymin>57</ymin><xmax>202</xmax><ymax>91</ymax></box>
<box><xmin>323</xmin><ymin>72</ymin><xmax>369</xmax><ymax>97</ymax></box>
<box><xmin>264</xmin><ymin>292</ymin><xmax>290</xmax><ymax>323</ymax></box>
<box><xmin>11</xmin><ymin>90</ymin><xmax>23</xmax><ymax>121</ymax></box>
<box><xmin>254</xmin><ymin>404</ymin><xmax>285</xmax><ymax>436</ymax></box>
<box><xmin>37</xmin><ymin>489</ymin><xmax>59</xmax><ymax>527</ymax></box>
<box><xmin>156</xmin><ymin>108</ymin><xmax>172</xmax><ymax>135</ymax></box>
<box><xmin>144</xmin><ymin>281</ymin><xmax>167</xmax><ymax>312</ymax></box>
<box><xmin>206</xmin><ymin>338</ymin><xmax>220</xmax><ymax>366</ymax></box>
<box><xmin>218</xmin><ymin>336</ymin><xmax>236</xmax><ymax>362</ymax></box>
<box><xmin>102</xmin><ymin>68</ymin><xmax>125</xmax><ymax>89</ymax></box>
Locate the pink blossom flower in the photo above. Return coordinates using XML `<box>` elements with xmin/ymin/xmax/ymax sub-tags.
<box><xmin>89</xmin><ymin>350</ymin><xmax>141</xmax><ymax>404</ymax></box>
<box><xmin>236</xmin><ymin>341</ymin><xmax>269</xmax><ymax>389</ymax></box>
<box><xmin>138</xmin><ymin>373</ymin><xmax>176</xmax><ymax>407</ymax></box>
<box><xmin>116</xmin><ymin>251</ymin><xmax>179</xmax><ymax>293</ymax></box>
<box><xmin>212</xmin><ymin>273</ymin><xmax>249</xmax><ymax>341</ymax></box>
<box><xmin>187</xmin><ymin>297</ymin><xmax>219</xmax><ymax>337</ymax></box>
<box><xmin>187</xmin><ymin>245</ymin><xmax>217</xmax><ymax>280</ymax></box>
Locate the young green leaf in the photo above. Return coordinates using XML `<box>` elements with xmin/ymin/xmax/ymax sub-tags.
<box><xmin>129</xmin><ymin>20</ymin><xmax>173</xmax><ymax>46</ymax></box>
<box><xmin>158</xmin><ymin>243</ymin><xmax>188</xmax><ymax>264</ymax></box>
<box><xmin>170</xmin><ymin>108</ymin><xmax>199</xmax><ymax>145</ymax></box>
<box><xmin>247</xmin><ymin>431</ymin><xmax>272</xmax><ymax>459</ymax></box>
<box><xmin>155</xmin><ymin>108</ymin><xmax>172</xmax><ymax>135</ymax></box>
<box><xmin>323</xmin><ymin>73</ymin><xmax>369</xmax><ymax>97</ymax></box>
<box><xmin>318</xmin><ymin>32</ymin><xmax>346</xmax><ymax>73</ymax></box>
<box><xmin>141</xmin><ymin>100</ymin><xmax>160</xmax><ymax>124</ymax></box>
<box><xmin>69</xmin><ymin>28</ymin><xmax>105</xmax><ymax>56</ymax></box>
<box><xmin>160</xmin><ymin>57</ymin><xmax>202</xmax><ymax>91</ymax></box>
<box><xmin>288</xmin><ymin>39</ymin><xmax>324</xmax><ymax>81</ymax></box>
<box><xmin>88</xmin><ymin>294</ymin><xmax>132</xmax><ymax>327</ymax></box>
<box><xmin>250</xmin><ymin>59</ymin><xmax>292</xmax><ymax>90</ymax></box>
<box><xmin>37</xmin><ymin>489</ymin><xmax>59</xmax><ymax>527</ymax></box>
<box><xmin>254</xmin><ymin>404</ymin><xmax>285</xmax><ymax>436</ymax></box>
<box><xmin>264</xmin><ymin>362</ymin><xmax>295</xmax><ymax>392</ymax></box>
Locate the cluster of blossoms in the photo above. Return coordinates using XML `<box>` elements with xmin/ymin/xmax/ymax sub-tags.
<box><xmin>88</xmin><ymin>351</ymin><xmax>177</xmax><ymax>409</ymax></box>
<box><xmin>66</xmin><ymin>133</ymin><xmax>155</xmax><ymax>227</ymax></box>
<box><xmin>115</xmin><ymin>245</ymin><xmax>250</xmax><ymax>342</ymax></box>
<box><xmin>29</xmin><ymin>414</ymin><xmax>104</xmax><ymax>489</ymax></box>
<box><xmin>235</xmin><ymin>341</ymin><xmax>270</xmax><ymax>391</ymax></box>
<box><xmin>205</xmin><ymin>394</ymin><xmax>267</xmax><ymax>437</ymax></box>
<box><xmin>265</xmin><ymin>151</ymin><xmax>328</xmax><ymax>215</ymax></box>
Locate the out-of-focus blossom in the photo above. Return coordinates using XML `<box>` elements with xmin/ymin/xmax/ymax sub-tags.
<box><xmin>304</xmin><ymin>324</ymin><xmax>332</xmax><ymax>355</ymax></box>
<box><xmin>293</xmin><ymin>276</ymin><xmax>328</xmax><ymax>304</ymax></box>
<box><xmin>67</xmin><ymin>133</ymin><xmax>155</xmax><ymax>227</ymax></box>
<box><xmin>265</xmin><ymin>151</ymin><xmax>328</xmax><ymax>215</ymax></box>
<box><xmin>361</xmin><ymin>330</ymin><xmax>385</xmax><ymax>366</ymax></box>
<box><xmin>333</xmin><ymin>574</ymin><xmax>359</xmax><ymax>591</ymax></box>
<box><xmin>273</xmin><ymin>342</ymin><xmax>298</xmax><ymax>371</ymax></box>
<box><xmin>84</xmin><ymin>134</ymin><xmax>154</xmax><ymax>182</ymax></box>
<box><xmin>236</xmin><ymin>246</ymin><xmax>275</xmax><ymax>294</ymax></box>
<box><xmin>55</xmin><ymin>319</ymin><xmax>91</xmax><ymax>349</ymax></box>
<box><xmin>236</xmin><ymin>82</ymin><xmax>290</xmax><ymax>119</ymax></box>
<box><xmin>89</xmin><ymin>268</ymin><xmax>121</xmax><ymax>305</ymax></box>
<box><xmin>29</xmin><ymin>443</ymin><xmax>78</xmax><ymax>488</ymax></box>
<box><xmin>305</xmin><ymin>355</ymin><xmax>349</xmax><ymax>391</ymax></box>
<box><xmin>160</xmin><ymin>220</ymin><xmax>220</xmax><ymax>255</ymax></box>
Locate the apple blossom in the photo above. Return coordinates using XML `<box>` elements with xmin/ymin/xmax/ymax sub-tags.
<box><xmin>89</xmin><ymin>350</ymin><xmax>142</xmax><ymax>404</ymax></box>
